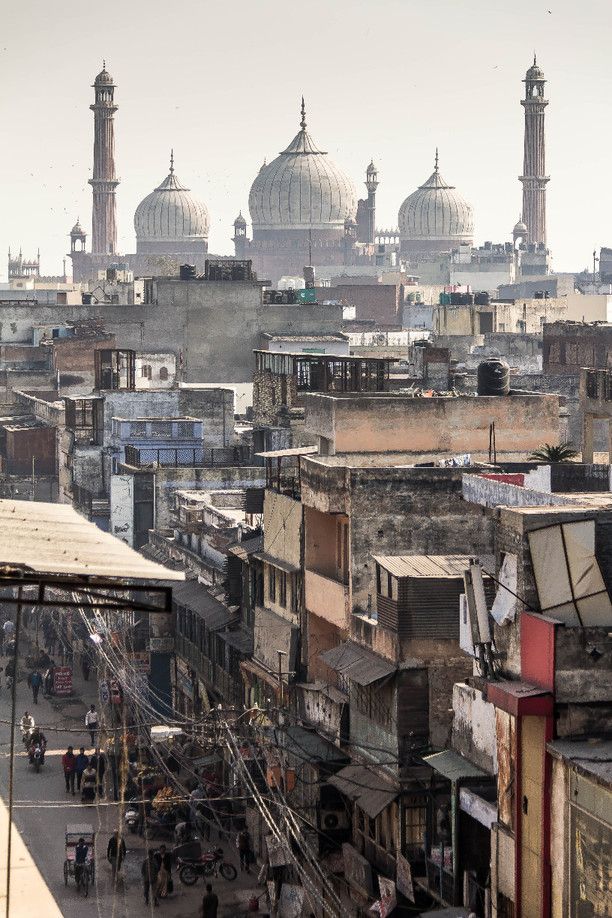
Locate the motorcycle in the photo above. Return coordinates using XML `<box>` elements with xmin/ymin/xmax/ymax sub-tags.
<box><xmin>124</xmin><ymin>797</ymin><xmax>145</xmax><ymax>834</ymax></box>
<box><xmin>28</xmin><ymin>743</ymin><xmax>45</xmax><ymax>772</ymax></box>
<box><xmin>177</xmin><ymin>847</ymin><xmax>237</xmax><ymax>885</ymax></box>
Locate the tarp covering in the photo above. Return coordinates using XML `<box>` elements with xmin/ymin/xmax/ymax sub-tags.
<box><xmin>528</xmin><ymin>520</ymin><xmax>612</xmax><ymax>626</ymax></box>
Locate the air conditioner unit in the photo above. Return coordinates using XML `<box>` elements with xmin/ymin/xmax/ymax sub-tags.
<box><xmin>319</xmin><ymin>809</ymin><xmax>349</xmax><ymax>832</ymax></box>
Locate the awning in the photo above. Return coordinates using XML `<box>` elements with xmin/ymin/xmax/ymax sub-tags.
<box><xmin>319</xmin><ymin>642</ymin><xmax>396</xmax><ymax>686</ymax></box>
<box><xmin>255</xmin><ymin>446</ymin><xmax>318</xmax><ymax>459</ymax></box>
<box><xmin>240</xmin><ymin>658</ymin><xmax>280</xmax><ymax>690</ymax></box>
<box><xmin>251</xmin><ymin>551</ymin><xmax>300</xmax><ymax>574</ymax></box>
<box><xmin>423</xmin><ymin>750</ymin><xmax>489</xmax><ymax>782</ymax></box>
<box><xmin>219</xmin><ymin>628</ymin><xmax>253</xmax><ymax>654</ymax></box>
<box><xmin>328</xmin><ymin>764</ymin><xmax>398</xmax><ymax>818</ymax></box>
<box><xmin>172</xmin><ymin>580</ymin><xmax>232</xmax><ymax>631</ymax></box>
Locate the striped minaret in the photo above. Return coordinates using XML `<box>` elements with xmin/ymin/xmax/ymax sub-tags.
<box><xmin>520</xmin><ymin>56</ymin><xmax>549</xmax><ymax>246</ymax></box>
<box><xmin>89</xmin><ymin>62</ymin><xmax>119</xmax><ymax>255</ymax></box>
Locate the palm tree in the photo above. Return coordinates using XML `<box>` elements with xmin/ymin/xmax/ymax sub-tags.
<box><xmin>528</xmin><ymin>442</ymin><xmax>579</xmax><ymax>463</ymax></box>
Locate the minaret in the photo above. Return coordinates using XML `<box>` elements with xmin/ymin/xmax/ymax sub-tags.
<box><xmin>89</xmin><ymin>62</ymin><xmax>119</xmax><ymax>255</ymax></box>
<box><xmin>519</xmin><ymin>56</ymin><xmax>549</xmax><ymax>246</ymax></box>
<box><xmin>365</xmin><ymin>161</ymin><xmax>378</xmax><ymax>244</ymax></box>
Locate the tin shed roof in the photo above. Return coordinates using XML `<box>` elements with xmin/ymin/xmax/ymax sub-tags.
<box><xmin>319</xmin><ymin>641</ymin><xmax>396</xmax><ymax>685</ymax></box>
<box><xmin>0</xmin><ymin>499</ymin><xmax>183</xmax><ymax>582</ymax></box>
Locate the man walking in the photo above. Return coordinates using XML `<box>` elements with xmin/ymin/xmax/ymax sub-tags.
<box><xmin>62</xmin><ymin>745</ymin><xmax>77</xmax><ymax>795</ymax></box>
<box><xmin>237</xmin><ymin>826</ymin><xmax>252</xmax><ymax>873</ymax></box>
<box><xmin>142</xmin><ymin>851</ymin><xmax>159</xmax><ymax>906</ymax></box>
<box><xmin>107</xmin><ymin>830</ymin><xmax>126</xmax><ymax>880</ymax></box>
<box><xmin>75</xmin><ymin>746</ymin><xmax>88</xmax><ymax>791</ymax></box>
<box><xmin>201</xmin><ymin>883</ymin><xmax>219</xmax><ymax>918</ymax></box>
<box><xmin>3</xmin><ymin>618</ymin><xmax>14</xmax><ymax>654</ymax></box>
<box><xmin>85</xmin><ymin>704</ymin><xmax>98</xmax><ymax>747</ymax></box>
<box><xmin>30</xmin><ymin>669</ymin><xmax>43</xmax><ymax>704</ymax></box>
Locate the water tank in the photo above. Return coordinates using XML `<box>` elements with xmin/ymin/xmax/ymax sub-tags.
<box><xmin>477</xmin><ymin>359</ymin><xmax>509</xmax><ymax>396</ymax></box>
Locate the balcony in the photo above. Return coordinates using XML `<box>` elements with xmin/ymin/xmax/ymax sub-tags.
<box><xmin>305</xmin><ymin>569</ymin><xmax>349</xmax><ymax>627</ymax></box>
<box><xmin>123</xmin><ymin>444</ymin><xmax>252</xmax><ymax>469</ymax></box>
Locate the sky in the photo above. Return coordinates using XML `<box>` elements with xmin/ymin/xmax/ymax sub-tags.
<box><xmin>1</xmin><ymin>0</ymin><xmax>611</xmax><ymax>280</ymax></box>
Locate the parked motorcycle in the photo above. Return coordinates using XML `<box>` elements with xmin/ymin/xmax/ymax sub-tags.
<box><xmin>177</xmin><ymin>847</ymin><xmax>237</xmax><ymax>885</ymax></box>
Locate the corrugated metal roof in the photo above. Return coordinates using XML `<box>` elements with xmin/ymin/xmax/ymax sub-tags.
<box><xmin>255</xmin><ymin>446</ymin><xmax>318</xmax><ymax>459</ymax></box>
<box><xmin>423</xmin><ymin>750</ymin><xmax>488</xmax><ymax>782</ymax></box>
<box><xmin>547</xmin><ymin>740</ymin><xmax>612</xmax><ymax>787</ymax></box>
<box><xmin>328</xmin><ymin>764</ymin><xmax>398</xmax><ymax>818</ymax></box>
<box><xmin>219</xmin><ymin>628</ymin><xmax>253</xmax><ymax>654</ymax></box>
<box><xmin>251</xmin><ymin>551</ymin><xmax>300</xmax><ymax>574</ymax></box>
<box><xmin>172</xmin><ymin>580</ymin><xmax>232</xmax><ymax>630</ymax></box>
<box><xmin>0</xmin><ymin>499</ymin><xmax>184</xmax><ymax>582</ymax></box>
<box><xmin>227</xmin><ymin>534</ymin><xmax>264</xmax><ymax>561</ymax></box>
<box><xmin>319</xmin><ymin>642</ymin><xmax>395</xmax><ymax>686</ymax></box>
<box><xmin>278</xmin><ymin>726</ymin><xmax>350</xmax><ymax>766</ymax></box>
<box><xmin>373</xmin><ymin>555</ymin><xmax>477</xmax><ymax>579</ymax></box>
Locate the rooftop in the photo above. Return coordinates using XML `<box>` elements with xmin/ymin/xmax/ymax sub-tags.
<box><xmin>373</xmin><ymin>554</ymin><xmax>487</xmax><ymax>579</ymax></box>
<box><xmin>0</xmin><ymin>500</ymin><xmax>183</xmax><ymax>583</ymax></box>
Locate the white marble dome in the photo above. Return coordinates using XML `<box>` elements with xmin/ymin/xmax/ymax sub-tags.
<box><xmin>134</xmin><ymin>155</ymin><xmax>210</xmax><ymax>243</ymax></box>
<box><xmin>398</xmin><ymin>152</ymin><xmax>473</xmax><ymax>243</ymax></box>
<box><xmin>248</xmin><ymin>102</ymin><xmax>357</xmax><ymax>230</ymax></box>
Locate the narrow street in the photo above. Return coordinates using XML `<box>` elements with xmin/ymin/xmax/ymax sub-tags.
<box><xmin>0</xmin><ymin>638</ymin><xmax>262</xmax><ymax>917</ymax></box>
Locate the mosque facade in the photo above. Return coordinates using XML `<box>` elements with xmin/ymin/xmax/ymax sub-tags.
<box><xmin>67</xmin><ymin>60</ymin><xmax>549</xmax><ymax>287</ymax></box>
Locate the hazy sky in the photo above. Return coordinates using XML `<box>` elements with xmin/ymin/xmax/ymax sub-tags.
<box><xmin>1</xmin><ymin>0</ymin><xmax>611</xmax><ymax>280</ymax></box>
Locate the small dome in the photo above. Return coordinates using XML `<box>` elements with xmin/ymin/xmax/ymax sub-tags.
<box><xmin>234</xmin><ymin>211</ymin><xmax>247</xmax><ymax>227</ymax></box>
<box><xmin>248</xmin><ymin>100</ymin><xmax>357</xmax><ymax>230</ymax></box>
<box><xmin>134</xmin><ymin>155</ymin><xmax>210</xmax><ymax>243</ymax></box>
<box><xmin>525</xmin><ymin>55</ymin><xmax>544</xmax><ymax>81</ymax></box>
<box><xmin>398</xmin><ymin>151</ymin><xmax>473</xmax><ymax>243</ymax></box>
<box><xmin>70</xmin><ymin>219</ymin><xmax>85</xmax><ymax>236</ymax></box>
<box><xmin>513</xmin><ymin>217</ymin><xmax>527</xmax><ymax>235</ymax></box>
<box><xmin>94</xmin><ymin>64</ymin><xmax>114</xmax><ymax>85</ymax></box>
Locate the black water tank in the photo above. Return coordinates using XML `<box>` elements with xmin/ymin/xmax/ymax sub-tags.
<box><xmin>477</xmin><ymin>359</ymin><xmax>510</xmax><ymax>396</ymax></box>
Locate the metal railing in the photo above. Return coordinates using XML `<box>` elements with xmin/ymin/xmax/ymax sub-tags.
<box><xmin>124</xmin><ymin>445</ymin><xmax>252</xmax><ymax>469</ymax></box>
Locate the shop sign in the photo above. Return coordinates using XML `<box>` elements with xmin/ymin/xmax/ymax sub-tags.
<box><xmin>128</xmin><ymin>651</ymin><xmax>151</xmax><ymax>674</ymax></box>
<box><xmin>53</xmin><ymin>666</ymin><xmax>72</xmax><ymax>697</ymax></box>
<box><xmin>99</xmin><ymin>680</ymin><xmax>110</xmax><ymax>705</ymax></box>
<box><xmin>396</xmin><ymin>853</ymin><xmax>414</xmax><ymax>902</ymax></box>
<box><xmin>178</xmin><ymin>673</ymin><xmax>194</xmax><ymax>700</ymax></box>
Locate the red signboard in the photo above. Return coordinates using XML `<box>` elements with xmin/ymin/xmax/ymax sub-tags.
<box><xmin>53</xmin><ymin>667</ymin><xmax>73</xmax><ymax>697</ymax></box>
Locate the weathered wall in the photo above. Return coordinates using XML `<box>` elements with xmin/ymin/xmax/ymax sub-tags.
<box><xmin>153</xmin><ymin>466</ymin><xmax>265</xmax><ymax>529</ymax></box>
<box><xmin>304</xmin><ymin>392</ymin><xmax>559</xmax><ymax>459</ymax></box>
<box><xmin>109</xmin><ymin>474</ymin><xmax>134</xmax><ymax>546</ymax></box>
<box><xmin>550</xmin><ymin>758</ymin><xmax>568</xmax><ymax>918</ymax></box>
<box><xmin>253</xmin><ymin>604</ymin><xmax>298</xmax><ymax>674</ymax></box>
<box><xmin>0</xmin><ymin>290</ymin><xmax>344</xmax><ymax>383</ymax></box>
<box><xmin>263</xmin><ymin>491</ymin><xmax>302</xmax><ymax>569</ymax></box>
<box><xmin>347</xmin><ymin>467</ymin><xmax>495</xmax><ymax>613</ymax></box>
<box><xmin>452</xmin><ymin>683</ymin><xmax>498</xmax><ymax>774</ymax></box>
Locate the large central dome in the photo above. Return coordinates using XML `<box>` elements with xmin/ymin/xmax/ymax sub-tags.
<box><xmin>398</xmin><ymin>151</ymin><xmax>473</xmax><ymax>244</ymax></box>
<box><xmin>134</xmin><ymin>153</ymin><xmax>210</xmax><ymax>245</ymax></box>
<box><xmin>248</xmin><ymin>100</ymin><xmax>357</xmax><ymax>231</ymax></box>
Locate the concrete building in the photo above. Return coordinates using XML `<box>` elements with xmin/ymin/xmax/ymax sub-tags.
<box><xmin>303</xmin><ymin>390</ymin><xmax>559</xmax><ymax>461</ymax></box>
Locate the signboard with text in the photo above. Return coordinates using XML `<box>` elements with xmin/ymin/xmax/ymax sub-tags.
<box><xmin>53</xmin><ymin>666</ymin><xmax>72</xmax><ymax>697</ymax></box>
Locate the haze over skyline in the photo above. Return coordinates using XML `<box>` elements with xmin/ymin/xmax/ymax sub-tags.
<box><xmin>1</xmin><ymin>0</ymin><xmax>610</xmax><ymax>280</ymax></box>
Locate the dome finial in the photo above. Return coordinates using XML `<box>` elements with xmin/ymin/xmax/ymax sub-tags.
<box><xmin>300</xmin><ymin>96</ymin><xmax>307</xmax><ymax>131</ymax></box>
<box><xmin>533</xmin><ymin>51</ymin><xmax>537</xmax><ymax>66</ymax></box>
<box><xmin>170</xmin><ymin>149</ymin><xmax>174</xmax><ymax>174</ymax></box>
<box><xmin>434</xmin><ymin>147</ymin><xmax>439</xmax><ymax>173</ymax></box>
<box><xmin>103</xmin><ymin>59</ymin><xmax>106</xmax><ymax>69</ymax></box>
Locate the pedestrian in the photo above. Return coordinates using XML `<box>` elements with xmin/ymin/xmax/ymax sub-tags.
<box><xmin>30</xmin><ymin>669</ymin><xmax>43</xmax><ymax>704</ymax></box>
<box><xmin>142</xmin><ymin>851</ymin><xmax>159</xmax><ymax>907</ymax></box>
<box><xmin>107</xmin><ymin>830</ymin><xmax>126</xmax><ymax>880</ymax></box>
<box><xmin>200</xmin><ymin>882</ymin><xmax>219</xmax><ymax>918</ymax></box>
<box><xmin>95</xmin><ymin>748</ymin><xmax>106</xmax><ymax>797</ymax></box>
<box><xmin>62</xmin><ymin>746</ymin><xmax>77</xmax><ymax>795</ymax></box>
<box><xmin>81</xmin><ymin>759</ymin><xmax>97</xmax><ymax>804</ymax></box>
<box><xmin>3</xmin><ymin>618</ymin><xmax>15</xmax><ymax>653</ymax></box>
<box><xmin>237</xmin><ymin>826</ymin><xmax>252</xmax><ymax>873</ymax></box>
<box><xmin>75</xmin><ymin>746</ymin><xmax>88</xmax><ymax>791</ymax></box>
<box><xmin>85</xmin><ymin>704</ymin><xmax>98</xmax><ymax>747</ymax></box>
<box><xmin>154</xmin><ymin>844</ymin><xmax>173</xmax><ymax>898</ymax></box>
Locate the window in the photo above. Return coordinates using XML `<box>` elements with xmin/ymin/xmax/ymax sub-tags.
<box><xmin>278</xmin><ymin>571</ymin><xmax>287</xmax><ymax>608</ymax></box>
<box><xmin>268</xmin><ymin>565</ymin><xmax>276</xmax><ymax>603</ymax></box>
<box><xmin>141</xmin><ymin>364</ymin><xmax>152</xmax><ymax>379</ymax></box>
<box><xmin>403</xmin><ymin>796</ymin><xmax>427</xmax><ymax>857</ymax></box>
<box><xmin>159</xmin><ymin>366</ymin><xmax>168</xmax><ymax>381</ymax></box>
